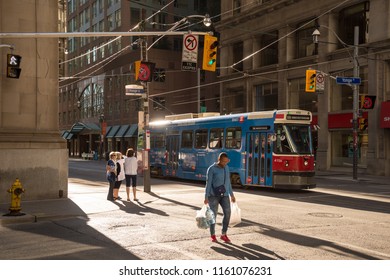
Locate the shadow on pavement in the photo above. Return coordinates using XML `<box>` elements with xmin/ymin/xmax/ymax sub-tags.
<box><xmin>0</xmin><ymin>199</ymin><xmax>140</xmax><ymax>260</ymax></box>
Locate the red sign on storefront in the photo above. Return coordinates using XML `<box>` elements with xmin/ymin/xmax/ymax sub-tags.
<box><xmin>380</xmin><ymin>101</ymin><xmax>390</xmax><ymax>128</ymax></box>
<box><xmin>328</xmin><ymin>112</ymin><xmax>368</xmax><ymax>129</ymax></box>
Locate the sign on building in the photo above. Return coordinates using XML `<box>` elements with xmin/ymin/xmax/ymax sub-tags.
<box><xmin>181</xmin><ymin>34</ymin><xmax>198</xmax><ymax>71</ymax></box>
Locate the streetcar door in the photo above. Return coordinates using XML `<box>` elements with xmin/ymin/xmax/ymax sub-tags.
<box><xmin>246</xmin><ymin>132</ymin><xmax>272</xmax><ymax>186</ymax></box>
<box><xmin>264</xmin><ymin>133</ymin><xmax>273</xmax><ymax>186</ymax></box>
<box><xmin>166</xmin><ymin>135</ymin><xmax>179</xmax><ymax>177</ymax></box>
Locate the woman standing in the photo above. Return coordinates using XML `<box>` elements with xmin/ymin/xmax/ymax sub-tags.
<box><xmin>113</xmin><ymin>151</ymin><xmax>125</xmax><ymax>200</ymax></box>
<box><xmin>106</xmin><ymin>152</ymin><xmax>117</xmax><ymax>201</ymax></box>
<box><xmin>124</xmin><ymin>148</ymin><xmax>138</xmax><ymax>201</ymax></box>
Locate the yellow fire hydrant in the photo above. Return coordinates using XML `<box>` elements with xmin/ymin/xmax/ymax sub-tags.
<box><xmin>6</xmin><ymin>178</ymin><xmax>25</xmax><ymax>216</ymax></box>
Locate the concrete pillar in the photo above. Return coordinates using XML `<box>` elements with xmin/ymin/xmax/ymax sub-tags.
<box><xmin>0</xmin><ymin>0</ymin><xmax>68</xmax><ymax>203</ymax></box>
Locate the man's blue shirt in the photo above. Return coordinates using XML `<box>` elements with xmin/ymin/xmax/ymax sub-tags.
<box><xmin>205</xmin><ymin>162</ymin><xmax>233</xmax><ymax>198</ymax></box>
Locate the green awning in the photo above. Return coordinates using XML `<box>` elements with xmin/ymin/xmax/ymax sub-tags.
<box><xmin>115</xmin><ymin>125</ymin><xmax>130</xmax><ymax>138</ymax></box>
<box><xmin>61</xmin><ymin>131</ymin><xmax>69</xmax><ymax>139</ymax></box>
<box><xmin>123</xmin><ymin>124</ymin><xmax>138</xmax><ymax>137</ymax></box>
<box><xmin>69</xmin><ymin>122</ymin><xmax>100</xmax><ymax>134</ymax></box>
<box><xmin>61</xmin><ymin>131</ymin><xmax>74</xmax><ymax>140</ymax></box>
<box><xmin>106</xmin><ymin>125</ymin><xmax>120</xmax><ymax>138</ymax></box>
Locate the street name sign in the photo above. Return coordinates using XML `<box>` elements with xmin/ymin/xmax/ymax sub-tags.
<box><xmin>336</xmin><ymin>76</ymin><xmax>361</xmax><ymax>85</ymax></box>
<box><xmin>125</xmin><ymin>84</ymin><xmax>145</xmax><ymax>96</ymax></box>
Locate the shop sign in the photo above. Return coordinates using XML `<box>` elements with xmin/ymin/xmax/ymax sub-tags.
<box><xmin>328</xmin><ymin>112</ymin><xmax>368</xmax><ymax>129</ymax></box>
<box><xmin>380</xmin><ymin>101</ymin><xmax>390</xmax><ymax>128</ymax></box>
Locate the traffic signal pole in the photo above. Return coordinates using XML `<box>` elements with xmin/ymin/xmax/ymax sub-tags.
<box><xmin>140</xmin><ymin>38</ymin><xmax>151</xmax><ymax>193</ymax></box>
<box><xmin>352</xmin><ymin>26</ymin><xmax>360</xmax><ymax>180</ymax></box>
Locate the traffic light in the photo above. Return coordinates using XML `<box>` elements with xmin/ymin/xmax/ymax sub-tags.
<box><xmin>359</xmin><ymin>117</ymin><xmax>368</xmax><ymax>131</ymax></box>
<box><xmin>202</xmin><ymin>34</ymin><xmax>218</xmax><ymax>72</ymax></box>
<box><xmin>305</xmin><ymin>69</ymin><xmax>316</xmax><ymax>92</ymax></box>
<box><xmin>134</xmin><ymin>60</ymin><xmax>141</xmax><ymax>81</ymax></box>
<box><xmin>6</xmin><ymin>54</ymin><xmax>22</xmax><ymax>79</ymax></box>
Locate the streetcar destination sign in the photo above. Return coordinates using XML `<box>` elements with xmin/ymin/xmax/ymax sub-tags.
<box><xmin>336</xmin><ymin>76</ymin><xmax>361</xmax><ymax>85</ymax></box>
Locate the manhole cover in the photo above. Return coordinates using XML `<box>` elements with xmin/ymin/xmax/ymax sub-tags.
<box><xmin>308</xmin><ymin>212</ymin><xmax>343</xmax><ymax>218</ymax></box>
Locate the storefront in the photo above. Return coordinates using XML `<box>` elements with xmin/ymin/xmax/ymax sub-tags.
<box><xmin>328</xmin><ymin>112</ymin><xmax>369</xmax><ymax>167</ymax></box>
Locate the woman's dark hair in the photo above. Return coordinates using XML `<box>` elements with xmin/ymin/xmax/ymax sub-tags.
<box><xmin>126</xmin><ymin>148</ymin><xmax>134</xmax><ymax>157</ymax></box>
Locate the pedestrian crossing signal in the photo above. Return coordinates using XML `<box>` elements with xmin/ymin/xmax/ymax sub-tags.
<box><xmin>6</xmin><ymin>54</ymin><xmax>22</xmax><ymax>79</ymax></box>
<box><xmin>305</xmin><ymin>69</ymin><xmax>316</xmax><ymax>92</ymax></box>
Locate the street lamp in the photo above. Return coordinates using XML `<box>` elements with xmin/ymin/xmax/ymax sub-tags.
<box><xmin>313</xmin><ymin>26</ymin><xmax>360</xmax><ymax>180</ymax></box>
<box><xmin>148</xmin><ymin>14</ymin><xmax>212</xmax><ymax>50</ymax></box>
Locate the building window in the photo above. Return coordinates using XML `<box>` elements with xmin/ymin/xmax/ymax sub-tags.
<box><xmin>99</xmin><ymin>20</ymin><xmax>104</xmax><ymax>32</ymax></box>
<box><xmin>130</xmin><ymin>8</ymin><xmax>140</xmax><ymax>26</ymax></box>
<box><xmin>224</xmin><ymin>89</ymin><xmax>245</xmax><ymax>113</ymax></box>
<box><xmin>233</xmin><ymin>0</ymin><xmax>241</xmax><ymax>15</ymax></box>
<box><xmin>338</xmin><ymin>1</ymin><xmax>369</xmax><ymax>46</ymax></box>
<box><xmin>92</xmin><ymin>1</ymin><xmax>98</xmax><ymax>19</ymax></box>
<box><xmin>100</xmin><ymin>43</ymin><xmax>105</xmax><ymax>58</ymax></box>
<box><xmin>115</xmin><ymin>10</ymin><xmax>121</xmax><ymax>28</ymax></box>
<box><xmin>255</xmin><ymin>83</ymin><xmax>278</xmax><ymax>111</ymax></box>
<box><xmin>98</xmin><ymin>0</ymin><xmax>104</xmax><ymax>13</ymax></box>
<box><xmin>296</xmin><ymin>19</ymin><xmax>317</xmax><ymax>58</ymax></box>
<box><xmin>232</xmin><ymin>41</ymin><xmax>243</xmax><ymax>72</ymax></box>
<box><xmin>261</xmin><ymin>31</ymin><xmax>278</xmax><ymax>66</ymax></box>
<box><xmin>86</xmin><ymin>49</ymin><xmax>91</xmax><ymax>64</ymax></box>
<box><xmin>108</xmin><ymin>42</ymin><xmax>113</xmax><ymax>55</ymax></box>
<box><xmin>108</xmin><ymin>14</ymin><xmax>115</xmax><ymax>31</ymax></box>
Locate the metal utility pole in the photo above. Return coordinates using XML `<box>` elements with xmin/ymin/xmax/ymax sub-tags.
<box><xmin>352</xmin><ymin>26</ymin><xmax>360</xmax><ymax>180</ymax></box>
<box><xmin>140</xmin><ymin>38</ymin><xmax>151</xmax><ymax>192</ymax></box>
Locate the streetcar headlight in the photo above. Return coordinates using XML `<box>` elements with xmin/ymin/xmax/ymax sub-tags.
<box><xmin>304</xmin><ymin>160</ymin><xmax>308</xmax><ymax>166</ymax></box>
<box><xmin>284</xmin><ymin>160</ymin><xmax>289</xmax><ymax>167</ymax></box>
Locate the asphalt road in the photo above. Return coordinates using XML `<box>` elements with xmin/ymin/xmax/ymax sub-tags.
<box><xmin>0</xmin><ymin>159</ymin><xmax>389</xmax><ymax>261</ymax></box>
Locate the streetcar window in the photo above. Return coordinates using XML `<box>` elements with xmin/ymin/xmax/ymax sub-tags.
<box><xmin>286</xmin><ymin>125</ymin><xmax>312</xmax><ymax>154</ymax></box>
<box><xmin>195</xmin><ymin>129</ymin><xmax>208</xmax><ymax>149</ymax></box>
<box><xmin>181</xmin><ymin>130</ymin><xmax>193</xmax><ymax>148</ymax></box>
<box><xmin>209</xmin><ymin>128</ymin><xmax>224</xmax><ymax>149</ymax></box>
<box><xmin>225</xmin><ymin>127</ymin><xmax>242</xmax><ymax>149</ymax></box>
<box><xmin>274</xmin><ymin>124</ymin><xmax>312</xmax><ymax>154</ymax></box>
<box><xmin>151</xmin><ymin>133</ymin><xmax>165</xmax><ymax>148</ymax></box>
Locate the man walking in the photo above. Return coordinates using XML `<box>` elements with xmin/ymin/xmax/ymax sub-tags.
<box><xmin>204</xmin><ymin>152</ymin><xmax>236</xmax><ymax>243</ymax></box>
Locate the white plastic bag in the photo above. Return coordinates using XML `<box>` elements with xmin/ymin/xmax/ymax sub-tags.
<box><xmin>196</xmin><ymin>205</ymin><xmax>215</xmax><ymax>229</ymax></box>
<box><xmin>229</xmin><ymin>202</ymin><xmax>241</xmax><ymax>227</ymax></box>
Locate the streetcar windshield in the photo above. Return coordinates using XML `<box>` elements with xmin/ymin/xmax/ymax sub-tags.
<box><xmin>274</xmin><ymin>124</ymin><xmax>312</xmax><ymax>154</ymax></box>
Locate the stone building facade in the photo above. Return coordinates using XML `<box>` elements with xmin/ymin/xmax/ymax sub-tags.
<box><xmin>216</xmin><ymin>0</ymin><xmax>390</xmax><ymax>176</ymax></box>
